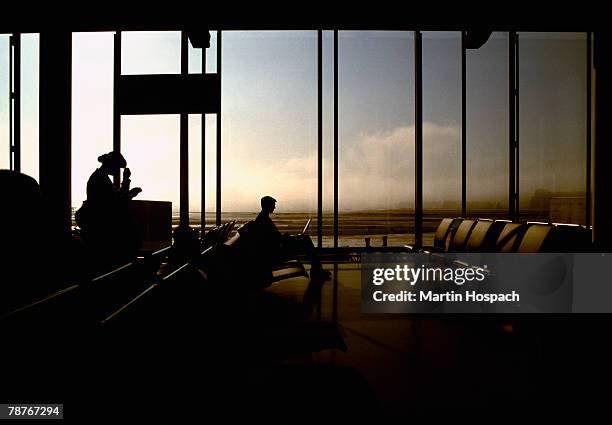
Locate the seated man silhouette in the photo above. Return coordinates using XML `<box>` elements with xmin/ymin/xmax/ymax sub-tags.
<box><xmin>244</xmin><ymin>196</ymin><xmax>330</xmax><ymax>282</ymax></box>
<box><xmin>76</xmin><ymin>151</ymin><xmax>142</xmax><ymax>269</ymax></box>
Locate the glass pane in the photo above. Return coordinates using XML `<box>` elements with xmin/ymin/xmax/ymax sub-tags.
<box><xmin>221</xmin><ymin>31</ymin><xmax>318</xmax><ymax>238</ymax></box>
<box><xmin>321</xmin><ymin>31</ymin><xmax>334</xmax><ymax>247</ymax></box>
<box><xmin>0</xmin><ymin>35</ymin><xmax>10</xmax><ymax>169</ymax></box>
<box><xmin>72</xmin><ymin>32</ymin><xmax>114</xmax><ymax>211</ymax></box>
<box><xmin>122</xmin><ymin>31</ymin><xmax>181</xmax><ymax>75</ymax></box>
<box><xmin>188</xmin><ymin>115</ymin><xmax>201</xmax><ymax>227</ymax></box>
<box><xmin>188</xmin><ymin>41</ymin><xmax>201</xmax><ymax>74</ymax></box>
<box><xmin>187</xmin><ymin>114</ymin><xmax>218</xmax><ymax>232</ymax></box>
<box><xmin>20</xmin><ymin>33</ymin><xmax>39</xmax><ymax>181</ymax></box>
<box><xmin>204</xmin><ymin>114</ymin><xmax>217</xmax><ymax>230</ymax></box>
<box><xmin>423</xmin><ymin>31</ymin><xmax>462</xmax><ymax>246</ymax></box>
<box><xmin>338</xmin><ymin>31</ymin><xmax>415</xmax><ymax>247</ymax></box>
<box><xmin>207</xmin><ymin>31</ymin><xmax>218</xmax><ymax>74</ymax></box>
<box><xmin>466</xmin><ymin>32</ymin><xmax>509</xmax><ymax>219</ymax></box>
<box><xmin>519</xmin><ymin>32</ymin><xmax>587</xmax><ymax>224</ymax></box>
<box><xmin>121</xmin><ymin>115</ymin><xmax>180</xmax><ymax>216</ymax></box>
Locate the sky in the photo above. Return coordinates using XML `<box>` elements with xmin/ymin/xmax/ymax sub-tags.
<box><xmin>0</xmin><ymin>31</ymin><xmax>587</xmax><ymax>213</ymax></box>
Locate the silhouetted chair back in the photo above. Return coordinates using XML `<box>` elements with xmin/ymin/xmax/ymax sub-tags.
<box><xmin>495</xmin><ymin>222</ymin><xmax>526</xmax><ymax>253</ymax></box>
<box><xmin>1</xmin><ymin>169</ymin><xmax>41</xmax><ymax>240</ymax></box>
<box><xmin>465</xmin><ymin>219</ymin><xmax>508</xmax><ymax>252</ymax></box>
<box><xmin>516</xmin><ymin>223</ymin><xmax>555</xmax><ymax>253</ymax></box>
<box><xmin>433</xmin><ymin>218</ymin><xmax>459</xmax><ymax>251</ymax></box>
<box><xmin>465</xmin><ymin>219</ymin><xmax>491</xmax><ymax>252</ymax></box>
<box><xmin>0</xmin><ymin>170</ymin><xmax>48</xmax><ymax>312</ymax></box>
<box><xmin>553</xmin><ymin>223</ymin><xmax>591</xmax><ymax>252</ymax></box>
<box><xmin>449</xmin><ymin>219</ymin><xmax>477</xmax><ymax>252</ymax></box>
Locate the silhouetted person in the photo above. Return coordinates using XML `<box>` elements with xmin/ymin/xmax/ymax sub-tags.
<box><xmin>243</xmin><ymin>196</ymin><xmax>330</xmax><ymax>282</ymax></box>
<box><xmin>77</xmin><ymin>151</ymin><xmax>142</xmax><ymax>270</ymax></box>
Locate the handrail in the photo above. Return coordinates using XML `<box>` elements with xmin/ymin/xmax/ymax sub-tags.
<box><xmin>0</xmin><ymin>284</ymin><xmax>80</xmax><ymax>321</ymax></box>
<box><xmin>100</xmin><ymin>234</ymin><xmax>222</xmax><ymax>325</ymax></box>
<box><xmin>2</xmin><ymin>246</ymin><xmax>176</xmax><ymax>324</ymax></box>
<box><xmin>150</xmin><ymin>245</ymin><xmax>173</xmax><ymax>258</ymax></box>
<box><xmin>90</xmin><ymin>262</ymin><xmax>134</xmax><ymax>283</ymax></box>
<box><xmin>100</xmin><ymin>283</ymin><xmax>157</xmax><ymax>324</ymax></box>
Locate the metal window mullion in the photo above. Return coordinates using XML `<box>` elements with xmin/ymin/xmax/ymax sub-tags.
<box><xmin>179</xmin><ymin>31</ymin><xmax>189</xmax><ymax>228</ymax></box>
<box><xmin>201</xmin><ymin>34</ymin><xmax>207</xmax><ymax>235</ymax></box>
<box><xmin>9</xmin><ymin>35</ymin><xmax>13</xmax><ymax>170</ymax></box>
<box><xmin>586</xmin><ymin>31</ymin><xmax>592</xmax><ymax>228</ymax></box>
<box><xmin>333</xmin><ymin>30</ymin><xmax>338</xmax><ymax>249</ymax></box>
<box><xmin>216</xmin><ymin>30</ymin><xmax>222</xmax><ymax>226</ymax></box>
<box><xmin>113</xmin><ymin>31</ymin><xmax>121</xmax><ymax>187</ymax></box>
<box><xmin>509</xmin><ymin>31</ymin><xmax>517</xmax><ymax>221</ymax></box>
<box><xmin>515</xmin><ymin>33</ymin><xmax>520</xmax><ymax>221</ymax></box>
<box><xmin>317</xmin><ymin>30</ymin><xmax>323</xmax><ymax>248</ymax></box>
<box><xmin>12</xmin><ymin>33</ymin><xmax>21</xmax><ymax>172</ymax></box>
<box><xmin>461</xmin><ymin>31</ymin><xmax>467</xmax><ymax>217</ymax></box>
<box><xmin>414</xmin><ymin>31</ymin><xmax>423</xmax><ymax>247</ymax></box>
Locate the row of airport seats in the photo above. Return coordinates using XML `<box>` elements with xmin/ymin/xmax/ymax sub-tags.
<box><xmin>414</xmin><ymin>218</ymin><xmax>591</xmax><ymax>254</ymax></box>
<box><xmin>202</xmin><ymin>220</ymin><xmax>236</xmax><ymax>250</ymax></box>
<box><xmin>1</xmin><ymin>221</ymin><xmax>240</xmax><ymax>403</ymax></box>
<box><xmin>0</xmin><ymin>245</ymin><xmax>172</xmax><ymax>328</ymax></box>
<box><xmin>0</xmin><ymin>216</ymin><xmax>310</xmax><ymax>331</ymax></box>
<box><xmin>0</xmin><ymin>221</ymin><xmax>236</xmax><ymax>329</ymax></box>
<box><xmin>95</xmin><ymin>218</ymin><xmax>312</xmax><ymax>326</ymax></box>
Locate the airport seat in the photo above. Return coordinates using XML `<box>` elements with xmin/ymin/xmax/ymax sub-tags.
<box><xmin>434</xmin><ymin>218</ymin><xmax>461</xmax><ymax>251</ymax></box>
<box><xmin>553</xmin><ymin>223</ymin><xmax>592</xmax><ymax>252</ymax></box>
<box><xmin>494</xmin><ymin>222</ymin><xmax>526</xmax><ymax>253</ymax></box>
<box><xmin>271</xmin><ymin>260</ymin><xmax>310</xmax><ymax>281</ymax></box>
<box><xmin>0</xmin><ymin>242</ymin><xmax>174</xmax><ymax>328</ymax></box>
<box><xmin>516</xmin><ymin>223</ymin><xmax>556</xmax><ymax>253</ymax></box>
<box><xmin>411</xmin><ymin>217</ymin><xmax>462</xmax><ymax>252</ymax></box>
<box><xmin>448</xmin><ymin>219</ymin><xmax>477</xmax><ymax>252</ymax></box>
<box><xmin>464</xmin><ymin>219</ymin><xmax>506</xmax><ymax>252</ymax></box>
<box><xmin>220</xmin><ymin>229</ymin><xmax>309</xmax><ymax>285</ymax></box>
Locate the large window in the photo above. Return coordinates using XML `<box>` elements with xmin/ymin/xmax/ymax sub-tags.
<box><xmin>121</xmin><ymin>32</ymin><xmax>182</xmax><ymax>226</ymax></box>
<box><xmin>337</xmin><ymin>31</ymin><xmax>415</xmax><ymax>247</ymax></box>
<box><xmin>64</xmin><ymin>29</ymin><xmax>592</xmax><ymax>246</ymax></box>
<box><xmin>466</xmin><ymin>32</ymin><xmax>509</xmax><ymax>219</ymax></box>
<box><xmin>221</xmin><ymin>31</ymin><xmax>319</xmax><ymax>237</ymax></box>
<box><xmin>422</xmin><ymin>31</ymin><xmax>462</xmax><ymax>246</ymax></box>
<box><xmin>518</xmin><ymin>32</ymin><xmax>587</xmax><ymax>224</ymax></box>
<box><xmin>73</xmin><ymin>32</ymin><xmax>191</xmax><ymax>228</ymax></box>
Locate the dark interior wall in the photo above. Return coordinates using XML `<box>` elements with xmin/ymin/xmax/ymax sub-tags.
<box><xmin>593</xmin><ymin>31</ymin><xmax>612</xmax><ymax>250</ymax></box>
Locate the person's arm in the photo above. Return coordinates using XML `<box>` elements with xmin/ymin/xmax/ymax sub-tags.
<box><xmin>118</xmin><ymin>168</ymin><xmax>141</xmax><ymax>200</ymax></box>
<box><xmin>120</xmin><ymin>168</ymin><xmax>131</xmax><ymax>193</ymax></box>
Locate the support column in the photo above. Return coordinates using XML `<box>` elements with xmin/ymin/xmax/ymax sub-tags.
<box><xmin>201</xmin><ymin>41</ymin><xmax>207</xmax><ymax>236</ymax></box>
<box><xmin>461</xmin><ymin>31</ymin><xmax>466</xmax><ymax>217</ymax></box>
<box><xmin>216</xmin><ymin>30</ymin><xmax>222</xmax><ymax>226</ymax></box>
<box><xmin>333</xmin><ymin>30</ymin><xmax>338</xmax><ymax>249</ymax></box>
<box><xmin>414</xmin><ymin>31</ymin><xmax>423</xmax><ymax>248</ymax></box>
<box><xmin>593</xmin><ymin>32</ymin><xmax>612</xmax><ymax>250</ymax></box>
<box><xmin>113</xmin><ymin>31</ymin><xmax>121</xmax><ymax>187</ymax></box>
<box><xmin>180</xmin><ymin>31</ymin><xmax>189</xmax><ymax>228</ymax></box>
<box><xmin>39</xmin><ymin>31</ymin><xmax>72</xmax><ymax>241</ymax></box>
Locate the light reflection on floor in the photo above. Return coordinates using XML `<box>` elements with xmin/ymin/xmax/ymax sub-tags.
<box><xmin>264</xmin><ymin>263</ymin><xmax>536</xmax><ymax>412</ymax></box>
